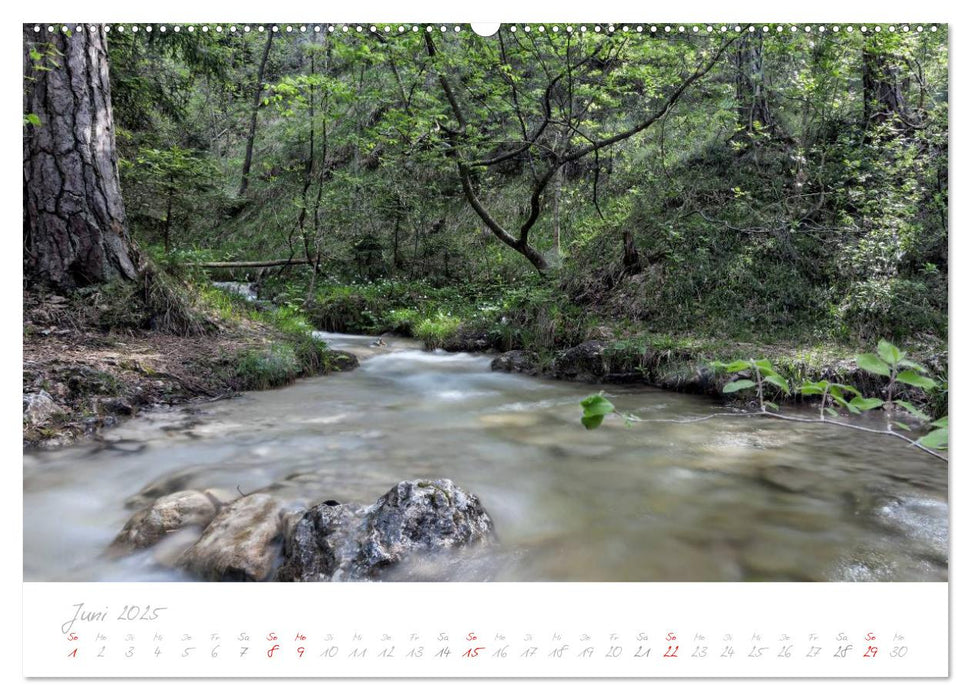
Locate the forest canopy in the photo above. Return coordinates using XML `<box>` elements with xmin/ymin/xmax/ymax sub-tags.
<box><xmin>26</xmin><ymin>23</ymin><xmax>948</xmax><ymax>345</ymax></box>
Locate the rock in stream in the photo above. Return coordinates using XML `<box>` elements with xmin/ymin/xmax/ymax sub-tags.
<box><xmin>109</xmin><ymin>478</ymin><xmax>496</xmax><ymax>582</ymax></box>
<box><xmin>276</xmin><ymin>479</ymin><xmax>496</xmax><ymax>581</ymax></box>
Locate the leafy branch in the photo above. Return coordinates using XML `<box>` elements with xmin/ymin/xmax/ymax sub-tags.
<box><xmin>579</xmin><ymin>340</ymin><xmax>947</xmax><ymax>462</ymax></box>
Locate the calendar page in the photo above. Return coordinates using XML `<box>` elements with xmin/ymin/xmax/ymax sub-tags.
<box><xmin>17</xmin><ymin>0</ymin><xmax>957</xmax><ymax>691</ymax></box>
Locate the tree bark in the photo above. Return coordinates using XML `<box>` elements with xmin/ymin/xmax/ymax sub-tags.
<box><xmin>733</xmin><ymin>35</ymin><xmax>774</xmax><ymax>135</ymax></box>
<box><xmin>238</xmin><ymin>31</ymin><xmax>273</xmax><ymax>197</ymax></box>
<box><xmin>23</xmin><ymin>24</ymin><xmax>138</xmax><ymax>290</ymax></box>
<box><xmin>863</xmin><ymin>40</ymin><xmax>912</xmax><ymax>128</ymax></box>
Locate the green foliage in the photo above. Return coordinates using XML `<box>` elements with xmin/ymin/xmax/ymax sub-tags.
<box><xmin>722</xmin><ymin>379</ymin><xmax>757</xmax><ymax>393</ymax></box>
<box><xmin>233</xmin><ymin>344</ymin><xmax>301</xmax><ymax>390</ymax></box>
<box><xmin>855</xmin><ymin>339</ymin><xmax>938</xmax><ymax>418</ymax></box>
<box><xmin>798</xmin><ymin>380</ymin><xmax>869</xmax><ymax>417</ymax></box>
<box><xmin>919</xmin><ymin>417</ymin><xmax>948</xmax><ymax>451</ymax></box>
<box><xmin>95</xmin><ymin>26</ymin><xmax>947</xmax><ymax>450</ymax></box>
<box><xmin>710</xmin><ymin>340</ymin><xmax>946</xmax><ymax>452</ymax></box>
<box><xmin>579</xmin><ymin>393</ymin><xmax>615</xmax><ymax>430</ymax></box>
<box><xmin>119</xmin><ymin>145</ymin><xmax>220</xmax><ymax>251</ymax></box>
<box><xmin>855</xmin><ymin>353</ymin><xmax>891</xmax><ymax>377</ymax></box>
<box><xmin>711</xmin><ymin>358</ymin><xmax>789</xmax><ymax>412</ymax></box>
<box><xmin>414</xmin><ymin>312</ymin><xmax>462</xmax><ymax>350</ymax></box>
<box><xmin>99</xmin><ymin>25</ymin><xmax>945</xmax><ymax>351</ymax></box>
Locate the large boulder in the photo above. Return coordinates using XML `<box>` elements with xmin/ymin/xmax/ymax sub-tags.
<box><xmin>276</xmin><ymin>479</ymin><xmax>496</xmax><ymax>581</ymax></box>
<box><xmin>108</xmin><ymin>489</ymin><xmax>219</xmax><ymax>554</ymax></box>
<box><xmin>177</xmin><ymin>493</ymin><xmax>287</xmax><ymax>581</ymax></box>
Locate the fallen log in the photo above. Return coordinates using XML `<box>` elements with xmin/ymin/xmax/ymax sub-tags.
<box><xmin>189</xmin><ymin>259</ymin><xmax>311</xmax><ymax>269</ymax></box>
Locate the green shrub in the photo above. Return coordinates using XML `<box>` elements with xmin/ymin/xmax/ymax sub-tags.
<box><xmin>234</xmin><ymin>344</ymin><xmax>301</xmax><ymax>390</ymax></box>
<box><xmin>415</xmin><ymin>312</ymin><xmax>463</xmax><ymax>349</ymax></box>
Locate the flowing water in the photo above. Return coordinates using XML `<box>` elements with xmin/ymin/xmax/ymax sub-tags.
<box><xmin>23</xmin><ymin>332</ymin><xmax>948</xmax><ymax>582</ymax></box>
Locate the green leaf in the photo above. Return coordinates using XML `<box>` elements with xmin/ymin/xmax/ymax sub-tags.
<box><xmin>762</xmin><ymin>374</ymin><xmax>790</xmax><ymax>393</ymax></box>
<box><xmin>877</xmin><ymin>339</ymin><xmax>903</xmax><ymax>366</ymax></box>
<box><xmin>580</xmin><ymin>394</ymin><xmax>615</xmax><ymax>430</ymax></box>
<box><xmin>896</xmin><ymin>370</ymin><xmax>936</xmax><ymax>390</ymax></box>
<box><xmin>764</xmin><ymin>401</ymin><xmax>779</xmax><ymax>411</ymax></box>
<box><xmin>856</xmin><ymin>353</ymin><xmax>890</xmax><ymax>377</ymax></box>
<box><xmin>850</xmin><ymin>397</ymin><xmax>885</xmax><ymax>411</ymax></box>
<box><xmin>930</xmin><ymin>416</ymin><xmax>948</xmax><ymax>429</ymax></box>
<box><xmin>24</xmin><ymin>113</ymin><xmax>41</xmax><ymax>127</ymax></box>
<box><xmin>918</xmin><ymin>427</ymin><xmax>948</xmax><ymax>450</ymax></box>
<box><xmin>897</xmin><ymin>359</ymin><xmax>929</xmax><ymax>373</ymax></box>
<box><xmin>581</xmin><ymin>414</ymin><xmax>606</xmax><ymax>430</ymax></box>
<box><xmin>825</xmin><ymin>407</ymin><xmax>838</xmax><ymax>417</ymax></box>
<box><xmin>894</xmin><ymin>400</ymin><xmax>930</xmax><ymax>423</ymax></box>
<box><xmin>722</xmin><ymin>379</ymin><xmax>757</xmax><ymax>393</ymax></box>
<box><xmin>580</xmin><ymin>394</ymin><xmax>615</xmax><ymax>416</ymax></box>
<box><xmin>799</xmin><ymin>381</ymin><xmax>827</xmax><ymax>396</ymax></box>
<box><xmin>894</xmin><ymin>421</ymin><xmax>912</xmax><ymax>431</ymax></box>
<box><xmin>753</xmin><ymin>359</ymin><xmax>773</xmax><ymax>372</ymax></box>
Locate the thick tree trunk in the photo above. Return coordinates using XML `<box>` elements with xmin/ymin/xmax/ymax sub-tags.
<box><xmin>23</xmin><ymin>24</ymin><xmax>138</xmax><ymax>290</ymax></box>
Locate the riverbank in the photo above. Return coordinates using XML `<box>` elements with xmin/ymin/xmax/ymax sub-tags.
<box><xmin>286</xmin><ymin>279</ymin><xmax>948</xmax><ymax>417</ymax></box>
<box><xmin>22</xmin><ymin>289</ymin><xmax>357</xmax><ymax>448</ymax></box>
<box><xmin>24</xmin><ymin>276</ymin><xmax>947</xmax><ymax>449</ymax></box>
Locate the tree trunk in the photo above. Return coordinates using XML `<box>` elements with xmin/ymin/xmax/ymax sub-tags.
<box><xmin>23</xmin><ymin>24</ymin><xmax>138</xmax><ymax>290</ymax></box>
<box><xmin>734</xmin><ymin>35</ymin><xmax>774</xmax><ymax>136</ymax></box>
<box><xmin>863</xmin><ymin>40</ymin><xmax>911</xmax><ymax>128</ymax></box>
<box><xmin>238</xmin><ymin>31</ymin><xmax>273</xmax><ymax>197</ymax></box>
<box><xmin>163</xmin><ymin>181</ymin><xmax>175</xmax><ymax>253</ymax></box>
<box><xmin>621</xmin><ymin>229</ymin><xmax>642</xmax><ymax>276</ymax></box>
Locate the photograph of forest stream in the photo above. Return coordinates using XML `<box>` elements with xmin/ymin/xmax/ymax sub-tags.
<box><xmin>23</xmin><ymin>23</ymin><xmax>948</xmax><ymax>584</ymax></box>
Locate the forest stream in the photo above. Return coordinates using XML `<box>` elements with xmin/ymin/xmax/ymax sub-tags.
<box><xmin>23</xmin><ymin>331</ymin><xmax>948</xmax><ymax>583</ymax></box>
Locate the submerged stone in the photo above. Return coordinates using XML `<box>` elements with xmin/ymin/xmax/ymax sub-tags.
<box><xmin>108</xmin><ymin>489</ymin><xmax>218</xmax><ymax>554</ymax></box>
